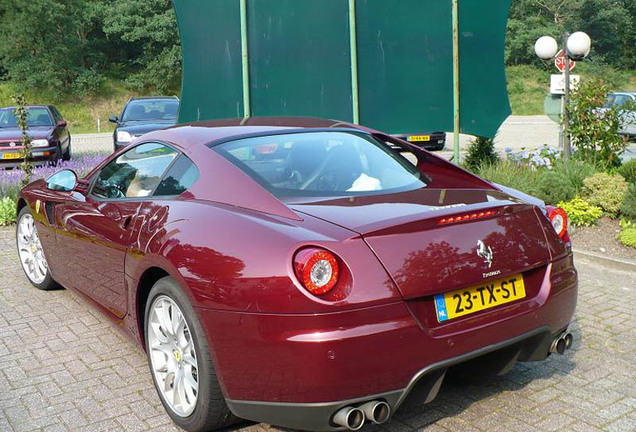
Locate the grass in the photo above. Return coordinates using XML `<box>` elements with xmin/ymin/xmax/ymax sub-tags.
<box><xmin>506</xmin><ymin>65</ymin><xmax>552</xmax><ymax>116</ymax></box>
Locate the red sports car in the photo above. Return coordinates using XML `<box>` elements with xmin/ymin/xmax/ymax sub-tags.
<box><xmin>16</xmin><ymin>117</ymin><xmax>577</xmax><ymax>432</ymax></box>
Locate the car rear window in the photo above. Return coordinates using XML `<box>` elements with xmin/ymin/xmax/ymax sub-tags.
<box><xmin>213</xmin><ymin>131</ymin><xmax>428</xmax><ymax>197</ymax></box>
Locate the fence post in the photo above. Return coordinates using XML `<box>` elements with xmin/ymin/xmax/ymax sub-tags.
<box><xmin>452</xmin><ymin>0</ymin><xmax>461</xmax><ymax>164</ymax></box>
<box><xmin>349</xmin><ymin>0</ymin><xmax>360</xmax><ymax>125</ymax></box>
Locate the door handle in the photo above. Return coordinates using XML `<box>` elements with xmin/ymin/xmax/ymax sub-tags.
<box><xmin>121</xmin><ymin>216</ymin><xmax>133</xmax><ymax>230</ymax></box>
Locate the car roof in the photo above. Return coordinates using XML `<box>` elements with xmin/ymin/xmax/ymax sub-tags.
<box><xmin>128</xmin><ymin>96</ymin><xmax>179</xmax><ymax>102</ymax></box>
<box><xmin>610</xmin><ymin>92</ymin><xmax>636</xmax><ymax>97</ymax></box>
<box><xmin>0</xmin><ymin>105</ymin><xmax>53</xmax><ymax>110</ymax></box>
<box><xmin>141</xmin><ymin>116</ymin><xmax>367</xmax><ymax>150</ymax></box>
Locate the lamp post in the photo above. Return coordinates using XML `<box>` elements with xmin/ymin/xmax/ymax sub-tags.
<box><xmin>535</xmin><ymin>32</ymin><xmax>591</xmax><ymax>161</ymax></box>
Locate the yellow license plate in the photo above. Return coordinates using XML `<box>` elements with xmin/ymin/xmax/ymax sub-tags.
<box><xmin>2</xmin><ymin>152</ymin><xmax>22</xmax><ymax>160</ymax></box>
<box><xmin>434</xmin><ymin>274</ymin><xmax>526</xmax><ymax>322</ymax></box>
<box><xmin>408</xmin><ymin>135</ymin><xmax>431</xmax><ymax>142</ymax></box>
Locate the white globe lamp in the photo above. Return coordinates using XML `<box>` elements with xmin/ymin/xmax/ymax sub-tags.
<box><xmin>535</xmin><ymin>36</ymin><xmax>559</xmax><ymax>60</ymax></box>
<box><xmin>567</xmin><ymin>32</ymin><xmax>591</xmax><ymax>59</ymax></box>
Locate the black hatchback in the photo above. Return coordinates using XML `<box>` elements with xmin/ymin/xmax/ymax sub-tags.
<box><xmin>109</xmin><ymin>96</ymin><xmax>180</xmax><ymax>152</ymax></box>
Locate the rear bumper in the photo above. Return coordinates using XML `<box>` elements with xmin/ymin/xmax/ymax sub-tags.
<box><xmin>393</xmin><ymin>132</ymin><xmax>446</xmax><ymax>150</ymax></box>
<box><xmin>196</xmin><ymin>255</ymin><xmax>577</xmax><ymax>430</ymax></box>
<box><xmin>226</xmin><ymin>327</ymin><xmax>557</xmax><ymax>431</ymax></box>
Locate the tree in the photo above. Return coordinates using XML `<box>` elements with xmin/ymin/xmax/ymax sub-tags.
<box><xmin>0</xmin><ymin>0</ymin><xmax>108</xmax><ymax>97</ymax></box>
<box><xmin>102</xmin><ymin>0</ymin><xmax>181</xmax><ymax>93</ymax></box>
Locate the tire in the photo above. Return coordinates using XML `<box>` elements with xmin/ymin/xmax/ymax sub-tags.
<box><xmin>144</xmin><ymin>277</ymin><xmax>236</xmax><ymax>432</ymax></box>
<box><xmin>15</xmin><ymin>206</ymin><xmax>60</xmax><ymax>291</ymax></box>
<box><xmin>62</xmin><ymin>141</ymin><xmax>72</xmax><ymax>161</ymax></box>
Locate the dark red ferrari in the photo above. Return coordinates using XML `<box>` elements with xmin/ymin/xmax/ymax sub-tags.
<box><xmin>16</xmin><ymin>117</ymin><xmax>577</xmax><ymax>432</ymax></box>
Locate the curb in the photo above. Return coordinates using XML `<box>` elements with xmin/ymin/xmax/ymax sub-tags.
<box><xmin>573</xmin><ymin>248</ymin><xmax>636</xmax><ymax>273</ymax></box>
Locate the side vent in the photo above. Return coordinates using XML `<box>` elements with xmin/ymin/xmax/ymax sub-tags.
<box><xmin>44</xmin><ymin>202</ymin><xmax>55</xmax><ymax>225</ymax></box>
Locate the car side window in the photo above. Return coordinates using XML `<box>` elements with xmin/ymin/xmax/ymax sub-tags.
<box><xmin>92</xmin><ymin>143</ymin><xmax>179</xmax><ymax>199</ymax></box>
<box><xmin>154</xmin><ymin>155</ymin><xmax>200</xmax><ymax>196</ymax></box>
<box><xmin>51</xmin><ymin>107</ymin><xmax>63</xmax><ymax>122</ymax></box>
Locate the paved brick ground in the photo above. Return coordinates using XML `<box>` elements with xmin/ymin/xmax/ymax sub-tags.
<box><xmin>1</xmin><ymin>226</ymin><xmax>634</xmax><ymax>432</ymax></box>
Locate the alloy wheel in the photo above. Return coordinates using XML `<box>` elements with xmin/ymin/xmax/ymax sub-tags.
<box><xmin>147</xmin><ymin>295</ymin><xmax>199</xmax><ymax>418</ymax></box>
<box><xmin>17</xmin><ymin>213</ymin><xmax>48</xmax><ymax>284</ymax></box>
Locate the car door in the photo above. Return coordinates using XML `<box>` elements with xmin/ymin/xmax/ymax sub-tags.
<box><xmin>54</xmin><ymin>142</ymin><xmax>180</xmax><ymax>318</ymax></box>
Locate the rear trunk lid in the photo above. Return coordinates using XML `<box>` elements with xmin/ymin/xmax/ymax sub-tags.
<box><xmin>289</xmin><ymin>188</ymin><xmax>552</xmax><ymax>299</ymax></box>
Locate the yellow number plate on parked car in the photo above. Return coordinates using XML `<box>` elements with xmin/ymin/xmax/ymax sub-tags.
<box><xmin>434</xmin><ymin>274</ymin><xmax>526</xmax><ymax>322</ymax></box>
<box><xmin>407</xmin><ymin>135</ymin><xmax>431</xmax><ymax>142</ymax></box>
<box><xmin>2</xmin><ymin>152</ymin><xmax>22</xmax><ymax>160</ymax></box>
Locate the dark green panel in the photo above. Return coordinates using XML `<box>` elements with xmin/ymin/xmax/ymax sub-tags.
<box><xmin>247</xmin><ymin>0</ymin><xmax>353</xmax><ymax>121</ymax></box>
<box><xmin>357</xmin><ymin>0</ymin><xmax>454</xmax><ymax>135</ymax></box>
<box><xmin>174</xmin><ymin>0</ymin><xmax>243</xmax><ymax>123</ymax></box>
<box><xmin>459</xmin><ymin>0</ymin><xmax>512</xmax><ymax>137</ymax></box>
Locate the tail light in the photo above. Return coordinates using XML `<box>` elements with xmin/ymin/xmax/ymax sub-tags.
<box><xmin>546</xmin><ymin>206</ymin><xmax>568</xmax><ymax>239</ymax></box>
<box><xmin>293</xmin><ymin>248</ymin><xmax>340</xmax><ymax>296</ymax></box>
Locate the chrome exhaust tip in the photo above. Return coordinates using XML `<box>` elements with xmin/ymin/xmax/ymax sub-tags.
<box><xmin>333</xmin><ymin>406</ymin><xmax>365</xmax><ymax>431</ymax></box>
<box><xmin>564</xmin><ymin>333</ymin><xmax>573</xmax><ymax>350</ymax></box>
<box><xmin>360</xmin><ymin>400</ymin><xmax>391</xmax><ymax>425</ymax></box>
<box><xmin>550</xmin><ymin>332</ymin><xmax>573</xmax><ymax>355</ymax></box>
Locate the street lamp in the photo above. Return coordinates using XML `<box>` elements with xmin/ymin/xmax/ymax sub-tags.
<box><xmin>535</xmin><ymin>32</ymin><xmax>592</xmax><ymax>161</ymax></box>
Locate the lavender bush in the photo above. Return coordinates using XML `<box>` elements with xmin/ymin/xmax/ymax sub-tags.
<box><xmin>0</xmin><ymin>154</ymin><xmax>106</xmax><ymax>225</ymax></box>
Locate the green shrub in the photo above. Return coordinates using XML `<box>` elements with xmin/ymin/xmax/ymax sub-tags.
<box><xmin>475</xmin><ymin>161</ymin><xmax>540</xmax><ymax>197</ymax></box>
<box><xmin>464</xmin><ymin>136</ymin><xmax>499</xmax><ymax>172</ymax></box>
<box><xmin>582</xmin><ymin>173</ymin><xmax>629</xmax><ymax>218</ymax></box>
<box><xmin>558</xmin><ymin>198</ymin><xmax>603</xmax><ymax>227</ymax></box>
<box><xmin>0</xmin><ymin>197</ymin><xmax>17</xmax><ymax>226</ymax></box>
<box><xmin>534</xmin><ymin>170</ymin><xmax>577</xmax><ymax>204</ymax></box>
<box><xmin>519</xmin><ymin>160</ymin><xmax>596</xmax><ymax>205</ymax></box>
<box><xmin>621</xmin><ymin>185</ymin><xmax>636</xmax><ymax>221</ymax></box>
<box><xmin>617</xmin><ymin>227</ymin><xmax>636</xmax><ymax>248</ymax></box>
<box><xmin>569</xmin><ymin>78</ymin><xmax>627</xmax><ymax>169</ymax></box>
<box><xmin>617</xmin><ymin>159</ymin><xmax>636</xmax><ymax>184</ymax></box>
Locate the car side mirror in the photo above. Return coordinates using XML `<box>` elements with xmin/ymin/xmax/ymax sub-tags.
<box><xmin>57</xmin><ymin>120</ymin><xmax>67</xmax><ymax>128</ymax></box>
<box><xmin>46</xmin><ymin>170</ymin><xmax>78</xmax><ymax>192</ymax></box>
<box><xmin>109</xmin><ymin>115</ymin><xmax>119</xmax><ymax>123</ymax></box>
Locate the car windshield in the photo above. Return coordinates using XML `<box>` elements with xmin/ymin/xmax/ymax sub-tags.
<box><xmin>121</xmin><ymin>99</ymin><xmax>179</xmax><ymax>122</ymax></box>
<box><xmin>0</xmin><ymin>107</ymin><xmax>54</xmax><ymax>128</ymax></box>
<box><xmin>604</xmin><ymin>94</ymin><xmax>633</xmax><ymax>109</ymax></box>
<box><xmin>213</xmin><ymin>131</ymin><xmax>428</xmax><ymax>197</ymax></box>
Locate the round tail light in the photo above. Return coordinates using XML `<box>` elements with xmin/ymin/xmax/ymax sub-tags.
<box><xmin>294</xmin><ymin>248</ymin><xmax>340</xmax><ymax>296</ymax></box>
<box><xmin>547</xmin><ymin>206</ymin><xmax>568</xmax><ymax>239</ymax></box>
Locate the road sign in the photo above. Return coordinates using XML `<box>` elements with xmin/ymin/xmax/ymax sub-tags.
<box><xmin>555</xmin><ymin>50</ymin><xmax>576</xmax><ymax>72</ymax></box>
<box><xmin>551</xmin><ymin>74</ymin><xmax>580</xmax><ymax>95</ymax></box>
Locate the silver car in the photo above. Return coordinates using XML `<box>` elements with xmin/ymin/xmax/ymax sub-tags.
<box><xmin>604</xmin><ymin>92</ymin><xmax>636</xmax><ymax>140</ymax></box>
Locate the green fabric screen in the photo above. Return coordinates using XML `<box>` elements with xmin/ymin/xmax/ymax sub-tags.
<box><xmin>174</xmin><ymin>0</ymin><xmax>511</xmax><ymax>138</ymax></box>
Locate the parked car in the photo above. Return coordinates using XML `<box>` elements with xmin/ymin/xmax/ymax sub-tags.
<box><xmin>110</xmin><ymin>96</ymin><xmax>180</xmax><ymax>152</ymax></box>
<box><xmin>0</xmin><ymin>105</ymin><xmax>71</xmax><ymax>167</ymax></box>
<box><xmin>603</xmin><ymin>92</ymin><xmax>636</xmax><ymax>140</ymax></box>
<box><xmin>16</xmin><ymin>117</ymin><xmax>577</xmax><ymax>432</ymax></box>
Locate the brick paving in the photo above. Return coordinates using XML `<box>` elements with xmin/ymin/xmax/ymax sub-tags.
<box><xmin>0</xmin><ymin>225</ymin><xmax>634</xmax><ymax>432</ymax></box>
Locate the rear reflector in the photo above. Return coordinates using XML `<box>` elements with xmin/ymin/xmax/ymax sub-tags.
<box><xmin>439</xmin><ymin>210</ymin><xmax>497</xmax><ymax>225</ymax></box>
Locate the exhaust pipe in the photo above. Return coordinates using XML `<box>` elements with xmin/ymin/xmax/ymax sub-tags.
<box><xmin>360</xmin><ymin>401</ymin><xmax>391</xmax><ymax>425</ymax></box>
<box><xmin>332</xmin><ymin>406</ymin><xmax>365</xmax><ymax>431</ymax></box>
<box><xmin>550</xmin><ymin>332</ymin><xmax>573</xmax><ymax>355</ymax></box>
